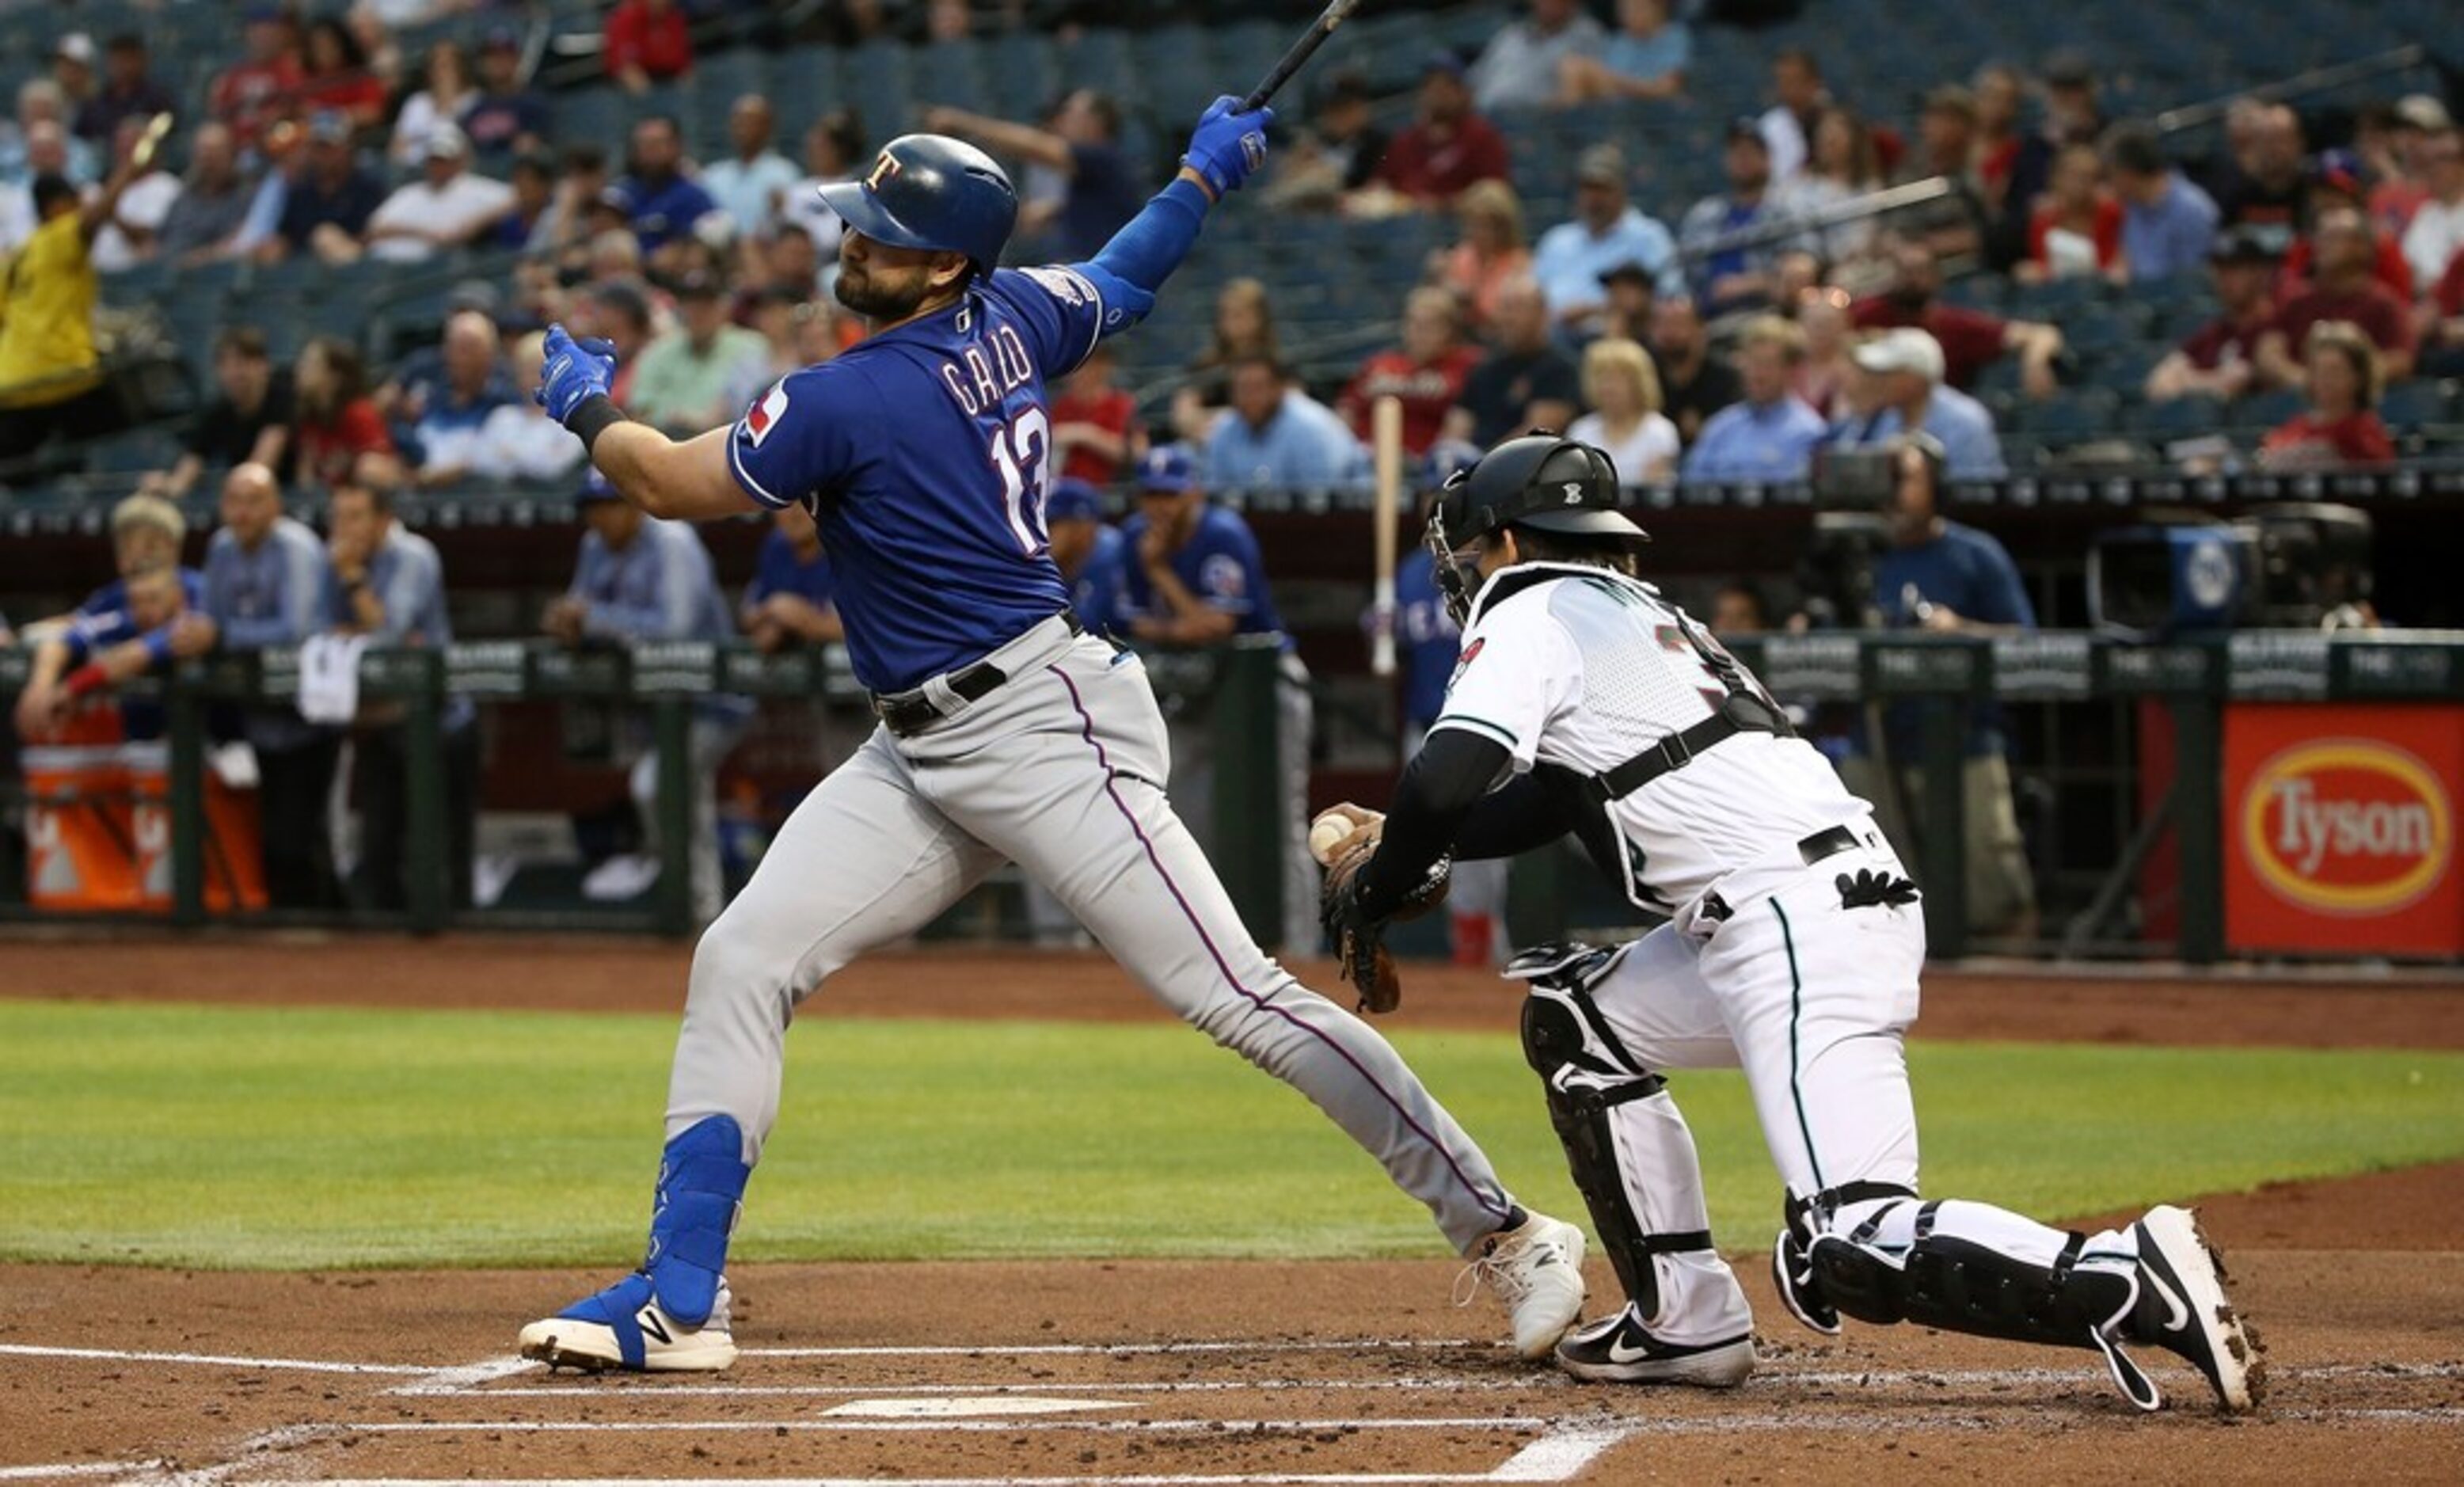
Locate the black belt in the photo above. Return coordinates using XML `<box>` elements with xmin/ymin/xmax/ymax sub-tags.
<box><xmin>871</xmin><ymin>613</ymin><xmax>1082</xmax><ymax>738</ymax></box>
<box><xmin>1797</xmin><ymin>823</ymin><xmax>1859</xmax><ymax>866</ymax></box>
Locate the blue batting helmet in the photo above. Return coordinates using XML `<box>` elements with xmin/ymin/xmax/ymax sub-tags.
<box><xmin>816</xmin><ymin>134</ymin><xmax>1017</xmax><ymax>273</ymax></box>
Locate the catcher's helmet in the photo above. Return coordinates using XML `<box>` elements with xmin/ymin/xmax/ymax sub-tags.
<box><xmin>1424</xmin><ymin>432</ymin><xmax>1651</xmax><ymax>623</ymax></box>
<box><xmin>816</xmin><ymin>134</ymin><xmax>1017</xmax><ymax>272</ymax></box>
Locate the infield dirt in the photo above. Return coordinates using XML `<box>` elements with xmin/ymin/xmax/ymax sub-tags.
<box><xmin>2</xmin><ymin>936</ymin><xmax>2458</xmax><ymax>1484</ymax></box>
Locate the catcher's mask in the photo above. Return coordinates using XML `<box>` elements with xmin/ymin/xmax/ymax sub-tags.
<box><xmin>1424</xmin><ymin>432</ymin><xmax>1652</xmax><ymax>626</ymax></box>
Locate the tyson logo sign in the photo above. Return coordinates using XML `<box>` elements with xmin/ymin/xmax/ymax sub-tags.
<box><xmin>2241</xmin><ymin>740</ymin><xmax>2453</xmax><ymax>915</ymax></box>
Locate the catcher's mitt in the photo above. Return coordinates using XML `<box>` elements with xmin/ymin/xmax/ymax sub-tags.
<box><xmin>1314</xmin><ymin>804</ymin><xmax>1451</xmax><ymax>1014</ymax></box>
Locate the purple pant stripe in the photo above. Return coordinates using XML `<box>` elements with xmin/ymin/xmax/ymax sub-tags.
<box><xmin>1046</xmin><ymin>663</ymin><xmax>1510</xmax><ymax>1226</ymax></box>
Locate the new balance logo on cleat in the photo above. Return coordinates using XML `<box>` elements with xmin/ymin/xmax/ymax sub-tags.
<box><xmin>516</xmin><ymin>1272</ymin><xmax>739</xmax><ymax>1374</ymax></box>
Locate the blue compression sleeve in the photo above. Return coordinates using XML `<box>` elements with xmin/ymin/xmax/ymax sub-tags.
<box><xmin>1076</xmin><ymin>177</ymin><xmax>1212</xmax><ymax>329</ymax></box>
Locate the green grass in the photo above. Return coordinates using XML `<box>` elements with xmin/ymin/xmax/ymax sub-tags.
<box><xmin>2</xmin><ymin>999</ymin><xmax>2458</xmax><ymax>1270</ymax></box>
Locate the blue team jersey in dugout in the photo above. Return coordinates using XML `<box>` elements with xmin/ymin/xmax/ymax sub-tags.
<box><xmin>724</xmin><ymin>265</ymin><xmax>1109</xmax><ymax>692</ymax></box>
<box><xmin>1115</xmin><ymin>504</ymin><xmax>1285</xmax><ymax>640</ymax></box>
<box><xmin>1391</xmin><ymin>550</ymin><xmax>1461</xmax><ymax>730</ymax></box>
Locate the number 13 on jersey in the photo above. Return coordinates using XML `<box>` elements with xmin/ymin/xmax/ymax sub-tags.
<box><xmin>991</xmin><ymin>406</ymin><xmax>1051</xmax><ymax>557</ymax></box>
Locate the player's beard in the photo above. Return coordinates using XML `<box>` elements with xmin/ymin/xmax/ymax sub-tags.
<box><xmin>834</xmin><ymin>261</ymin><xmax>932</xmax><ymax>321</ymax></box>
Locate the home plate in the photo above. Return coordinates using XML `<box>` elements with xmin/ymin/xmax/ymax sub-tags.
<box><xmin>819</xmin><ymin>1397</ymin><xmax>1133</xmax><ymax>1418</ymax></box>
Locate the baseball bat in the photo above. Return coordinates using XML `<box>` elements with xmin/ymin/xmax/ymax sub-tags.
<box><xmin>1242</xmin><ymin>0</ymin><xmax>1367</xmax><ymax>113</ymax></box>
<box><xmin>1370</xmin><ymin>395</ymin><xmax>1401</xmax><ymax>679</ymax></box>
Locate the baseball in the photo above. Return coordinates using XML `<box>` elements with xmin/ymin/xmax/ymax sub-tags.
<box><xmin>1309</xmin><ymin>812</ymin><xmax>1353</xmax><ymax>865</ymax></box>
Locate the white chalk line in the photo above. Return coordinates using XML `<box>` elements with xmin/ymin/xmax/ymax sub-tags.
<box><xmin>743</xmin><ymin>1339</ymin><xmax>1488</xmax><ymax>1357</ymax></box>
<box><xmin>334</xmin><ymin>1415</ymin><xmax>1565</xmax><ymax>1436</ymax></box>
<box><xmin>207</xmin><ymin>1477</ymin><xmax>1531</xmax><ymax>1487</ymax></box>
<box><xmin>0</xmin><ymin>1344</ymin><xmax>428</xmax><ymax>1376</ymax></box>
<box><xmin>389</xmin><ymin>1356</ymin><xmax>534</xmax><ymax>1397</ymax></box>
<box><xmin>0</xmin><ymin>1465</ymin><xmax>168</xmax><ymax>1483</ymax></box>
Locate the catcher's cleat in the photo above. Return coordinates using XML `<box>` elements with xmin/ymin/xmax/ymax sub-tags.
<box><xmin>1555</xmin><ymin>1305</ymin><xmax>1756</xmax><ymax>1386</ymax></box>
<box><xmin>1770</xmin><ymin>1225</ymin><xmax>1841</xmax><ymax>1336</ymax></box>
<box><xmin>2116</xmin><ymin>1204</ymin><xmax>2264</xmax><ymax>1413</ymax></box>
<box><xmin>519</xmin><ymin>1272</ymin><xmax>738</xmax><ymax>1373</ymax></box>
<box><xmin>1456</xmin><ymin>1211</ymin><xmax>1588</xmax><ymax>1359</ymax></box>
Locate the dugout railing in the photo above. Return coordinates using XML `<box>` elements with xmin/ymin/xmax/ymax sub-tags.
<box><xmin>6</xmin><ymin>629</ymin><xmax>2460</xmax><ymax>963</ymax></box>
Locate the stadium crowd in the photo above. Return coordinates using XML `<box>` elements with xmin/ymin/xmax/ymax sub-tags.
<box><xmin>1</xmin><ymin>0</ymin><xmax>2455</xmax><ymax>937</ymax></box>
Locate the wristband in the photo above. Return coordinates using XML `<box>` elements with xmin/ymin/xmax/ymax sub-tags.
<box><xmin>565</xmin><ymin>394</ymin><xmax>628</xmax><ymax>455</ymax></box>
<box><xmin>142</xmin><ymin>629</ymin><xmax>173</xmax><ymax>666</ymax></box>
<box><xmin>63</xmin><ymin>663</ymin><xmax>109</xmax><ymax>699</ymax></box>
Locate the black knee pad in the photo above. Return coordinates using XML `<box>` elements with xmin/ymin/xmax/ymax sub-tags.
<box><xmin>1807</xmin><ymin>1211</ymin><xmax>2134</xmax><ymax>1349</ymax></box>
<box><xmin>1519</xmin><ymin>979</ymin><xmax>1677</xmax><ymax>1310</ymax></box>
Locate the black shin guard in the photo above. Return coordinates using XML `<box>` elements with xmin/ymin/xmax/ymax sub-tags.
<box><xmin>1512</xmin><ymin>944</ymin><xmax>1711</xmax><ymax>1314</ymax></box>
<box><xmin>1807</xmin><ymin>1201</ymin><xmax>2136</xmax><ymax>1352</ymax></box>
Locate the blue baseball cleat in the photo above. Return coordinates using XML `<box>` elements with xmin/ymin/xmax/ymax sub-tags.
<box><xmin>519</xmin><ymin>1270</ymin><xmax>738</xmax><ymax>1372</ymax></box>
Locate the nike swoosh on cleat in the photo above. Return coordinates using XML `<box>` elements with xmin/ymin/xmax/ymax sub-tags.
<box><xmin>2143</xmin><ymin>1266</ymin><xmax>2189</xmax><ymax>1334</ymax></box>
<box><xmin>1606</xmin><ymin>1334</ymin><xmax>1661</xmax><ymax>1364</ymax></box>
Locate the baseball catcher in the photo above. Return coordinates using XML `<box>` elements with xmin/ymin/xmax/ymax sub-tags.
<box><xmin>1318</xmin><ymin>432</ymin><xmax>2261</xmax><ymax>1410</ymax></box>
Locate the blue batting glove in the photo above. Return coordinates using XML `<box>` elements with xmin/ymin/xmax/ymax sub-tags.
<box><xmin>537</xmin><ymin>323</ymin><xmax>618</xmax><ymax>426</ymax></box>
<box><xmin>1181</xmin><ymin>95</ymin><xmax>1274</xmax><ymax>196</ymax></box>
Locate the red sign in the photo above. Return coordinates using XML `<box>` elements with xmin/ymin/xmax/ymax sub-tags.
<box><xmin>2224</xmin><ymin>704</ymin><xmax>2464</xmax><ymax>956</ymax></box>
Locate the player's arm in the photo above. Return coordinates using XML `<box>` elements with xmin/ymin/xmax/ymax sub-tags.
<box><xmin>924</xmin><ymin>107</ymin><xmax>1074</xmax><ymax>173</ymax></box>
<box><xmin>1068</xmin><ymin>99</ymin><xmax>1273</xmax><ymax>334</ymax></box>
<box><xmin>1352</xmin><ymin>730</ymin><xmax>1555</xmax><ymax>919</ymax></box>
<box><xmin>535</xmin><ymin>326</ymin><xmax>753</xmax><ymax>523</ymax></box>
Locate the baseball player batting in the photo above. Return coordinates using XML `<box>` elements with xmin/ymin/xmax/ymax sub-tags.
<box><xmin>1315</xmin><ymin>432</ymin><xmax>2261</xmax><ymax>1411</ymax></box>
<box><xmin>515</xmin><ymin>105</ymin><xmax>1588</xmax><ymax>1371</ymax></box>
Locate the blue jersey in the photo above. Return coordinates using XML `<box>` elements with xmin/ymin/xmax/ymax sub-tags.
<box><xmin>745</xmin><ymin>530</ymin><xmax>838</xmax><ymax>614</ymax></box>
<box><xmin>1069</xmin><ymin>523</ymin><xmax>1126</xmax><ymax>634</ymax></box>
<box><xmin>1390</xmin><ymin>550</ymin><xmax>1460</xmax><ymax>730</ymax></box>
<box><xmin>1115</xmin><ymin>504</ymin><xmax>1285</xmax><ymax>640</ymax></box>
<box><xmin>725</xmin><ymin>265</ymin><xmax>1108</xmax><ymax>692</ymax></box>
<box><xmin>69</xmin><ymin>568</ymin><xmax>206</xmax><ymax>742</ymax></box>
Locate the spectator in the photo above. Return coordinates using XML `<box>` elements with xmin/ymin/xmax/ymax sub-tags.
<box><xmin>605</xmin><ymin>0</ymin><xmax>695</xmax><ymax>95</ymax></box>
<box><xmin>1678</xmin><ymin>120</ymin><xmax>1780</xmax><ymax>315</ymax></box>
<box><xmin>361</xmin><ymin>124</ymin><xmax>514</xmax><ymax>263</ymax></box>
<box><xmin>630</xmin><ymin>274</ymin><xmax>770</xmax><ymax>436</ymax></box>
<box><xmin>2376</xmin><ymin>94</ymin><xmax>2451</xmax><ymax>234</ymax></box>
<box><xmin>1852</xmin><ymin>240</ymin><xmax>2064</xmax><ymax>397</ymax></box>
<box><xmin>1200</xmin><ymin>356</ymin><xmax>1368</xmax><ymax>489</ymax></box>
<box><xmin>0</xmin><ymin>121</ymin><xmax>74</xmax><ymax>252</ymax></box>
<box><xmin>293</xmin><ymin>14</ymin><xmax>390</xmax><ymax>135</ymax></box>
<box><xmin>0</xmin><ymin>153</ymin><xmax>150</xmax><ymax>464</ymax></box>
<box><xmin>473</xmin><ymin>330</ymin><xmax>585</xmax><ymax>484</ymax></box>
<box><xmin>1170</xmin><ymin>276</ymin><xmax>1279</xmax><ymax>445</ymax></box>
<box><xmin>1998</xmin><ymin>50</ymin><xmax>2105</xmax><ymax>264</ymax></box>
<box><xmin>748</xmin><ymin>220</ymin><xmax>823</xmax><ymax>299</ymax></box>
<box><xmin>1451</xmin><ymin>273</ymin><xmax>1580</xmax><ymax>445</ymax></box>
<box><xmin>488</xmin><ymin>150</ymin><xmax>558</xmax><ymax>252</ymax></box>
<box><xmin>1432</xmin><ymin>178</ymin><xmax>1531</xmax><ymax>335</ymax></box>
<box><xmin>92</xmin><ymin>114</ymin><xmax>184</xmax><ymax>273</ymax></box>
<box><xmin>1595</xmin><ymin>260</ymin><xmax>1657</xmax><ymax>343</ymax></box>
<box><xmin>1371</xmin><ymin>55</ymin><xmax>1511</xmax><ymax>209</ymax></box>
<box><xmin>610</xmin><ymin>114</ymin><xmax>717</xmax><ymax>257</ymax></box>
<box><xmin>1260</xmin><ymin>69</ymin><xmax>1386</xmax><ymax>212</ymax></box>
<box><xmin>1646</xmin><ymin>295</ymin><xmax>1741</xmax><ymax>447</ymax></box>
<box><xmin>2213</xmin><ymin>103</ymin><xmax>2307</xmax><ymax>234</ymax></box>
<box><xmin>1971</xmin><ymin>64</ymin><xmax>2025</xmax><ymax>212</ymax></box>
<box><xmin>702</xmin><ymin>95</ymin><xmax>800</xmax><ymax>240</ymax></box>
<box><xmin>926</xmin><ymin>91</ymin><xmax>1140</xmax><ymax>260</ymax></box>
<box><xmin>2400</xmin><ymin>127</ymin><xmax>2464</xmax><ymax>293</ymax></box>
<box><xmin>76</xmin><ymin>35</ymin><xmax>176</xmax><ymax>149</ymax></box>
<box><xmin>154</xmin><ymin>122</ymin><xmax>256</xmax><ymax>264</ymax></box>
<box><xmin>1051</xmin><ymin>340</ymin><xmax>1139</xmax><ymax>485</ymax></box>
<box><xmin>1340</xmin><ymin>287</ymin><xmax>1484</xmax><ymax>457</ymax></box>
<box><xmin>1709</xmin><ymin>580</ymin><xmax>1770</xmax><ymax>636</ymax></box>
<box><xmin>740</xmin><ymin>500</ymin><xmax>843</xmax><ymax>653</ymax></box>
<box><xmin>1469</xmin><ymin>0</ymin><xmax>1606</xmax><ymax>113</ymax></box>
<box><xmin>2144</xmin><ymin>228</ymin><xmax>2283</xmax><ymax>402</ymax></box>
<box><xmin>1683</xmin><ymin>314</ymin><xmax>1827</xmax><ymax>482</ymax></box>
<box><xmin>264</xmin><ymin>111</ymin><xmax>384</xmax><ymax>264</ymax></box>
<box><xmin>140</xmin><ymin>327</ymin><xmax>295</xmax><ymax>500</ymax></box>
<box><xmin>2</xmin><ymin>80</ymin><xmax>100</xmax><ymax>189</ymax></box>
<box><xmin>542</xmin><ymin>472</ymin><xmax>748</xmax><ymax>921</ymax></box>
<box><xmin>1792</xmin><ymin>283</ymin><xmax>1856</xmax><ymax>416</ymax></box>
<box><xmin>1758</xmin><ymin>48</ymin><xmax>1830</xmax><ymax>182</ymax></box>
<box><xmin>323</xmin><ymin>481</ymin><xmax>477</xmax><ymax>910</ymax></box>
<box><xmin>1531</xmin><ymin>143</ymin><xmax>1684</xmax><ymax>333</ymax></box>
<box><xmin>203</xmin><ymin>461</ymin><xmax>342</xmax><ymax>909</ymax></box>
<box><xmin>463</xmin><ymin>25</ymin><xmax>551</xmax><ymax>165</ymax></box>
<box><xmin>10</xmin><ymin>494</ymin><xmax>207</xmax><ymax>744</ymax></box>
<box><xmin>389</xmin><ymin>39</ymin><xmax>477</xmax><ymax>170</ymax></box>
<box><xmin>1900</xmin><ymin>84</ymin><xmax>1989</xmax><ymax>262</ymax></box>
<box><xmin>2259</xmin><ymin>207</ymin><xmax>2416</xmax><ymax>386</ymax></box>
<box><xmin>51</xmin><ymin>33</ymin><xmax>99</xmax><ymax>124</ymax></box>
<box><xmin>1045</xmin><ymin>477</ymin><xmax>1124</xmax><ymax>635</ymax></box>
<box><xmin>2420</xmin><ymin>249</ymin><xmax>2464</xmax><ymax>377</ymax></box>
<box><xmin>1558</xmin><ymin>0</ymin><xmax>1690</xmax><ymax>105</ymax></box>
<box><xmin>530</xmin><ymin>143</ymin><xmax>606</xmax><ymax>261</ymax></box>
<box><xmin>2257</xmin><ymin>321</ymin><xmax>2395</xmax><ymax>469</ymax></box>
<box><xmin>2105</xmin><ymin>121</ymin><xmax>2220</xmax><ymax>283</ymax></box>
<box><xmin>2277</xmin><ymin>163</ymin><xmax>2413</xmax><ymax>299</ymax></box>
<box><xmin>210</xmin><ymin>7</ymin><xmax>303</xmax><ymax>157</ymax></box>
<box><xmin>1831</xmin><ymin>328</ymin><xmax>2008</xmax><ymax>479</ymax></box>
<box><xmin>1567</xmin><ymin>336</ymin><xmax>1678</xmax><ymax>485</ymax></box>
<box><xmin>1851</xmin><ymin>435</ymin><xmax>2037</xmax><ymax>939</ymax></box>
<box><xmin>1773</xmin><ymin>106</ymin><xmax>1884</xmax><ymax>264</ymax></box>
<box><xmin>406</xmin><ymin>312</ymin><xmax>511</xmax><ymax>484</ymax></box>
<box><xmin>291</xmin><ymin>337</ymin><xmax>401</xmax><ymax>491</ymax></box>
<box><xmin>2018</xmin><ymin>141</ymin><xmax>2124</xmax><ymax>283</ymax></box>
<box><xmin>780</xmin><ymin>109</ymin><xmax>863</xmax><ymax>256</ymax></box>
